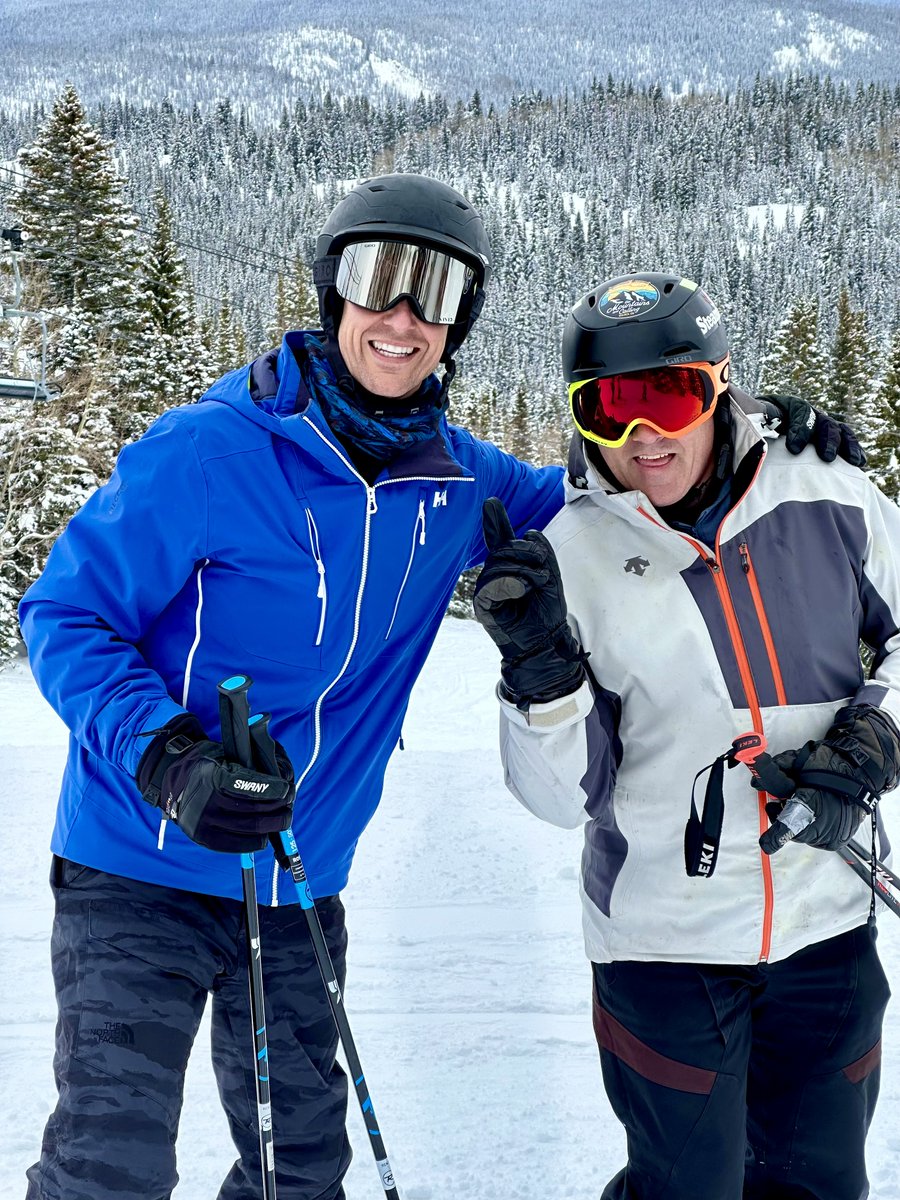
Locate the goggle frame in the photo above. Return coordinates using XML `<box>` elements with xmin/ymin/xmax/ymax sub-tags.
<box><xmin>568</xmin><ymin>359</ymin><xmax>730</xmax><ymax>449</ymax></box>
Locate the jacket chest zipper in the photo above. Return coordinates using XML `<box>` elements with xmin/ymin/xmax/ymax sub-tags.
<box><xmin>703</xmin><ymin>539</ymin><xmax>778</xmax><ymax>962</ymax></box>
<box><xmin>639</xmin><ymin>503</ymin><xmax>776</xmax><ymax>961</ymax></box>
<box><xmin>738</xmin><ymin>541</ymin><xmax>788</xmax><ymax>706</ymax></box>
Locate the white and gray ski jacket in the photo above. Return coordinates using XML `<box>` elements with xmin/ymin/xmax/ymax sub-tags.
<box><xmin>498</xmin><ymin>403</ymin><xmax>900</xmax><ymax>966</ymax></box>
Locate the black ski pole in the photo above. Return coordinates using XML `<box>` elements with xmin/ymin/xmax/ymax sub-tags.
<box><xmin>839</xmin><ymin>838</ymin><xmax>900</xmax><ymax>918</ymax></box>
<box><xmin>218</xmin><ymin>674</ymin><xmax>277</xmax><ymax>1200</ymax></box>
<box><xmin>235</xmin><ymin>710</ymin><xmax>401</xmax><ymax>1199</ymax></box>
<box><xmin>270</xmin><ymin>821</ymin><xmax>400</xmax><ymax>1200</ymax></box>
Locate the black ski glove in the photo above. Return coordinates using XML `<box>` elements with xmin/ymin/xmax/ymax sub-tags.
<box><xmin>759</xmin><ymin>394</ymin><xmax>866</xmax><ymax>466</ymax></box>
<box><xmin>754</xmin><ymin>705</ymin><xmax>900</xmax><ymax>855</ymax></box>
<box><xmin>136</xmin><ymin>712</ymin><xmax>295</xmax><ymax>854</ymax></box>
<box><xmin>473</xmin><ymin>497</ymin><xmax>586</xmax><ymax>706</ymax></box>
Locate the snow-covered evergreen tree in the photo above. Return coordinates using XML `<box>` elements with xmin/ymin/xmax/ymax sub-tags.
<box><xmin>142</xmin><ymin>189</ymin><xmax>214</xmax><ymax>408</ymax></box>
<box><xmin>864</xmin><ymin>326</ymin><xmax>900</xmax><ymax>503</ymax></box>
<box><xmin>9</xmin><ymin>83</ymin><xmax>144</xmax><ymax>354</ymax></box>
<box><xmin>758</xmin><ymin>298</ymin><xmax>828</xmax><ymax>406</ymax></box>
<box><xmin>0</xmin><ymin>86</ymin><xmax>165</xmax><ymax>658</ymax></box>
<box><xmin>827</xmin><ymin>288</ymin><xmax>874</xmax><ymax>425</ymax></box>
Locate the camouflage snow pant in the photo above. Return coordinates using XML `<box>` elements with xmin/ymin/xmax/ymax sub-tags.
<box><xmin>26</xmin><ymin>857</ymin><xmax>351</xmax><ymax>1200</ymax></box>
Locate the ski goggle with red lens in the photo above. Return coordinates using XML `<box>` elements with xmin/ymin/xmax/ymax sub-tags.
<box><xmin>333</xmin><ymin>239</ymin><xmax>477</xmax><ymax>326</ymax></box>
<box><xmin>568</xmin><ymin>358</ymin><xmax>730</xmax><ymax>449</ymax></box>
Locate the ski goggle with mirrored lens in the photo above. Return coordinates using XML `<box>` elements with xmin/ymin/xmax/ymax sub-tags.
<box><xmin>333</xmin><ymin>239</ymin><xmax>477</xmax><ymax>326</ymax></box>
<box><xmin>568</xmin><ymin>359</ymin><xmax>730</xmax><ymax>448</ymax></box>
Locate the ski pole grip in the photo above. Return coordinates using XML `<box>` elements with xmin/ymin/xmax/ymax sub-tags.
<box><xmin>730</xmin><ymin>731</ymin><xmax>767</xmax><ymax>767</ymax></box>
<box><xmin>218</xmin><ymin>674</ymin><xmax>253</xmax><ymax>768</ymax></box>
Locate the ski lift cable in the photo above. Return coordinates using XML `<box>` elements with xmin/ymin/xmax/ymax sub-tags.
<box><xmin>0</xmin><ymin>166</ymin><xmax>302</xmax><ymax>274</ymax></box>
<box><xmin>1</xmin><ymin>233</ymin><xmax>233</xmax><ymax>310</ymax></box>
<box><xmin>0</xmin><ymin>187</ymin><xmax>260</xmax><ymax>309</ymax></box>
<box><xmin>0</xmin><ymin>162</ymin><xmax>309</xmax><ymax>272</ymax></box>
<box><xmin>0</xmin><ymin>166</ymin><xmax>303</xmax><ymax>274</ymax></box>
<box><xmin>0</xmin><ymin>182</ymin><xmax>283</xmax><ymax>279</ymax></box>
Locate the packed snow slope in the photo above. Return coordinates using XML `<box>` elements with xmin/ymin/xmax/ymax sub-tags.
<box><xmin>2</xmin><ymin>618</ymin><xmax>899</xmax><ymax>1198</ymax></box>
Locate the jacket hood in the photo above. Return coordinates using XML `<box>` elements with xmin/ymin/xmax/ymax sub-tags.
<box><xmin>197</xmin><ymin>331</ymin><xmax>320</xmax><ymax>441</ymax></box>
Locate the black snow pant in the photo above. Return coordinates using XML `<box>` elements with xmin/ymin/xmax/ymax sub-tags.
<box><xmin>593</xmin><ymin>922</ymin><xmax>890</xmax><ymax>1200</ymax></box>
<box><xmin>26</xmin><ymin>857</ymin><xmax>351</xmax><ymax>1200</ymax></box>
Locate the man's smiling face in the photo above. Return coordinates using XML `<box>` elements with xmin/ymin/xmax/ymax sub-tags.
<box><xmin>597</xmin><ymin>416</ymin><xmax>716</xmax><ymax>508</ymax></box>
<box><xmin>337</xmin><ymin>298</ymin><xmax>448</xmax><ymax>400</ymax></box>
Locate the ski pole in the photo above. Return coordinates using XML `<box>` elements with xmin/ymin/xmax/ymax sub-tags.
<box><xmin>839</xmin><ymin>838</ymin><xmax>900</xmax><ymax>918</ymax></box>
<box><xmin>269</xmin><ymin>821</ymin><xmax>400</xmax><ymax>1200</ymax></box>
<box><xmin>730</xmin><ymin>731</ymin><xmax>900</xmax><ymax>918</ymax></box>
<box><xmin>218</xmin><ymin>674</ymin><xmax>277</xmax><ymax>1200</ymax></box>
<box><xmin>230</xmin><ymin>712</ymin><xmax>401</xmax><ymax>1199</ymax></box>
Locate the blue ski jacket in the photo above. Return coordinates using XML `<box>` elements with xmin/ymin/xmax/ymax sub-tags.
<box><xmin>20</xmin><ymin>333</ymin><xmax>564</xmax><ymax>904</ymax></box>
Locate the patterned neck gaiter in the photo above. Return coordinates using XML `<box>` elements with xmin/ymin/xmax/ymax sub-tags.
<box><xmin>300</xmin><ymin>335</ymin><xmax>446</xmax><ymax>465</ymax></box>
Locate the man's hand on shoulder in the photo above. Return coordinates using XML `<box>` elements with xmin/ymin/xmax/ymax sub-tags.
<box><xmin>758</xmin><ymin>394</ymin><xmax>866</xmax><ymax>466</ymax></box>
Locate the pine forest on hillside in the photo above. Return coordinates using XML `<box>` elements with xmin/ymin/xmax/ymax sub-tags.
<box><xmin>1</xmin><ymin>71</ymin><xmax>900</xmax><ymax>656</ymax></box>
<box><xmin>4</xmin><ymin>0</ymin><xmax>900</xmax><ymax>111</ymax></box>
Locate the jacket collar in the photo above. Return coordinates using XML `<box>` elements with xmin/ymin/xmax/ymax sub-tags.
<box><xmin>247</xmin><ymin>332</ymin><xmax>471</xmax><ymax>481</ymax></box>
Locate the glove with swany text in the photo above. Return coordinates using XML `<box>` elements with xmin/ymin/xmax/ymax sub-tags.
<box><xmin>759</xmin><ymin>394</ymin><xmax>866</xmax><ymax>466</ymax></box>
<box><xmin>473</xmin><ymin>497</ymin><xmax>586</xmax><ymax>706</ymax></box>
<box><xmin>136</xmin><ymin>712</ymin><xmax>296</xmax><ymax>854</ymax></box>
<box><xmin>753</xmin><ymin>705</ymin><xmax>900</xmax><ymax>855</ymax></box>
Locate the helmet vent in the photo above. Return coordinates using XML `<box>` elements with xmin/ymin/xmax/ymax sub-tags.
<box><xmin>455</xmin><ymin>200</ymin><xmax>469</xmax><ymax>210</ymax></box>
<box><xmin>587</xmin><ymin>294</ymin><xmax>596</xmax><ymax>307</ymax></box>
<box><xmin>663</xmin><ymin>343</ymin><xmax>695</xmax><ymax>357</ymax></box>
<box><xmin>368</xmin><ymin>184</ymin><xmax>386</xmax><ymax>192</ymax></box>
<box><xmin>663</xmin><ymin>282</ymin><xmax>676</xmax><ymax>294</ymax></box>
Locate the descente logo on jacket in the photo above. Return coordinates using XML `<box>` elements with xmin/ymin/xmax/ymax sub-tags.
<box><xmin>234</xmin><ymin>779</ymin><xmax>271</xmax><ymax>794</ymax></box>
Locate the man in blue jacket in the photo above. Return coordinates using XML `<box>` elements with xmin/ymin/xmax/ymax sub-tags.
<box><xmin>19</xmin><ymin>173</ymin><xmax>567</xmax><ymax>1200</ymax></box>
<box><xmin>19</xmin><ymin>175</ymin><xmax>861</xmax><ymax>1200</ymax></box>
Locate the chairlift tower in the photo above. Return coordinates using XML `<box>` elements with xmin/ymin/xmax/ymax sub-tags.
<box><xmin>0</xmin><ymin>227</ymin><xmax>55</xmax><ymax>403</ymax></box>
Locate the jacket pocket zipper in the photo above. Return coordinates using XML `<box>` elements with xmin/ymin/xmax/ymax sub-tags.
<box><xmin>386</xmin><ymin>498</ymin><xmax>427</xmax><ymax>641</ymax></box>
<box><xmin>305</xmin><ymin>508</ymin><xmax>327</xmax><ymax>646</ymax></box>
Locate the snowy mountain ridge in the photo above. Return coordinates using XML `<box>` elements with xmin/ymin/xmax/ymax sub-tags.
<box><xmin>2</xmin><ymin>0</ymin><xmax>899</xmax><ymax>116</ymax></box>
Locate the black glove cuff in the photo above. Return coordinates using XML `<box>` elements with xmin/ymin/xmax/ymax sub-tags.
<box><xmin>136</xmin><ymin>713</ymin><xmax>208</xmax><ymax>807</ymax></box>
<box><xmin>500</xmin><ymin>630</ymin><xmax>588</xmax><ymax>707</ymax></box>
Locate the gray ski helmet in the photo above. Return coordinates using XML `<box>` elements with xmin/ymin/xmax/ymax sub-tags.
<box><xmin>562</xmin><ymin>272</ymin><xmax>730</xmax><ymax>384</ymax></box>
<box><xmin>313</xmin><ymin>173</ymin><xmax>492</xmax><ymax>363</ymax></box>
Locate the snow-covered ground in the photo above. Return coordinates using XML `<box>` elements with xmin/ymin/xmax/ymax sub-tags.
<box><xmin>2</xmin><ymin>618</ymin><xmax>900</xmax><ymax>1199</ymax></box>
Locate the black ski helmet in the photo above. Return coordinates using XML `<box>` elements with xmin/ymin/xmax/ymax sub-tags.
<box><xmin>313</xmin><ymin>173</ymin><xmax>492</xmax><ymax>364</ymax></box>
<box><xmin>562</xmin><ymin>272</ymin><xmax>730</xmax><ymax>384</ymax></box>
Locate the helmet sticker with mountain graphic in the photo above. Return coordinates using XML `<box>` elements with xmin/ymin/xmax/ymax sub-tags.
<box><xmin>598</xmin><ymin>279</ymin><xmax>661</xmax><ymax>320</ymax></box>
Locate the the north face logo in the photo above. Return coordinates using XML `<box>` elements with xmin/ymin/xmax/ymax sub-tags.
<box><xmin>90</xmin><ymin>1021</ymin><xmax>135</xmax><ymax>1045</ymax></box>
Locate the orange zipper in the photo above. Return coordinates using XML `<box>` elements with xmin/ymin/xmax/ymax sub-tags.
<box><xmin>738</xmin><ymin>542</ymin><xmax>788</xmax><ymax>706</ymax></box>
<box><xmin>638</xmin><ymin>504</ymin><xmax>776</xmax><ymax>961</ymax></box>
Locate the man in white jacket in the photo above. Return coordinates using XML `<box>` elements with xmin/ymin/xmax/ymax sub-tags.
<box><xmin>473</xmin><ymin>272</ymin><xmax>900</xmax><ymax>1199</ymax></box>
